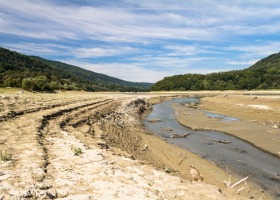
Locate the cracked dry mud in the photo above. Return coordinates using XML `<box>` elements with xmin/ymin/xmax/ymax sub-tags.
<box><xmin>0</xmin><ymin>91</ymin><xmax>252</xmax><ymax>199</ymax></box>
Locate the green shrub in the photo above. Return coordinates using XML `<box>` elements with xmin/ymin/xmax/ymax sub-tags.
<box><xmin>0</xmin><ymin>151</ymin><xmax>12</xmax><ymax>162</ymax></box>
<box><xmin>73</xmin><ymin>147</ymin><xmax>83</xmax><ymax>156</ymax></box>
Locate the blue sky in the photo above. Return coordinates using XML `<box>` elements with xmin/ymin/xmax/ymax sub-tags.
<box><xmin>1</xmin><ymin>0</ymin><xmax>280</xmax><ymax>83</ymax></box>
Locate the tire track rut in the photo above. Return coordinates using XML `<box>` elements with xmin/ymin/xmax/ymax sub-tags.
<box><xmin>0</xmin><ymin>97</ymin><xmax>114</xmax><ymax>198</ymax></box>
<box><xmin>34</xmin><ymin>99</ymin><xmax>121</xmax><ymax>198</ymax></box>
<box><xmin>0</xmin><ymin>98</ymin><xmax>94</xmax><ymax>122</ymax></box>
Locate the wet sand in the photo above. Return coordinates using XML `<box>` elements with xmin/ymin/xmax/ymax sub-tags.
<box><xmin>173</xmin><ymin>94</ymin><xmax>280</xmax><ymax>157</ymax></box>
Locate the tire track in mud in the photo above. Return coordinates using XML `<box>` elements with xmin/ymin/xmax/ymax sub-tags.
<box><xmin>0</xmin><ymin>97</ymin><xmax>116</xmax><ymax>198</ymax></box>
<box><xmin>36</xmin><ymin>100</ymin><xmax>113</xmax><ymax>169</ymax></box>
<box><xmin>32</xmin><ymin>98</ymin><xmax>120</xmax><ymax>198</ymax></box>
<box><xmin>0</xmin><ymin>98</ymin><xmax>95</xmax><ymax>122</ymax></box>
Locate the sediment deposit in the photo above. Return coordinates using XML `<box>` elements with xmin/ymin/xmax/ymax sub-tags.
<box><xmin>0</xmin><ymin>90</ymin><xmax>274</xmax><ymax>199</ymax></box>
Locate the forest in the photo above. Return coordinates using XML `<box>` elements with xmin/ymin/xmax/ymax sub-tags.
<box><xmin>1</xmin><ymin>47</ymin><xmax>280</xmax><ymax>92</ymax></box>
<box><xmin>0</xmin><ymin>47</ymin><xmax>152</xmax><ymax>92</ymax></box>
<box><xmin>152</xmin><ymin>52</ymin><xmax>280</xmax><ymax>91</ymax></box>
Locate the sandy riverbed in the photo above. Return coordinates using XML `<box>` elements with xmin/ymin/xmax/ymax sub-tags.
<box><xmin>0</xmin><ymin>89</ymin><xmax>277</xmax><ymax>199</ymax></box>
<box><xmin>173</xmin><ymin>94</ymin><xmax>280</xmax><ymax>157</ymax></box>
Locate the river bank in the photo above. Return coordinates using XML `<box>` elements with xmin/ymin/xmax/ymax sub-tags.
<box><xmin>173</xmin><ymin>94</ymin><xmax>280</xmax><ymax>158</ymax></box>
<box><xmin>101</xmin><ymin>94</ymin><xmax>274</xmax><ymax>200</ymax></box>
<box><xmin>0</xmin><ymin>89</ymin><xmax>276</xmax><ymax>199</ymax></box>
<box><xmin>169</xmin><ymin>93</ymin><xmax>280</xmax><ymax>199</ymax></box>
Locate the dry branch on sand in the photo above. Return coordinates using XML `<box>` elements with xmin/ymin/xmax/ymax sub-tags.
<box><xmin>212</xmin><ymin>139</ymin><xmax>231</xmax><ymax>144</ymax></box>
<box><xmin>230</xmin><ymin>176</ymin><xmax>248</xmax><ymax>189</ymax></box>
<box><xmin>170</xmin><ymin>133</ymin><xmax>189</xmax><ymax>138</ymax></box>
<box><xmin>148</xmin><ymin>118</ymin><xmax>161</xmax><ymax>123</ymax></box>
<box><xmin>224</xmin><ymin>175</ymin><xmax>249</xmax><ymax>188</ymax></box>
<box><xmin>141</xmin><ymin>144</ymin><xmax>148</xmax><ymax>151</ymax></box>
<box><xmin>162</xmin><ymin>128</ymin><xmax>173</xmax><ymax>131</ymax></box>
<box><xmin>272</xmin><ymin>174</ymin><xmax>280</xmax><ymax>181</ymax></box>
<box><xmin>224</xmin><ymin>175</ymin><xmax>250</xmax><ymax>194</ymax></box>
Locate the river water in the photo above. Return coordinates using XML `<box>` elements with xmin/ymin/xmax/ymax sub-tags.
<box><xmin>144</xmin><ymin>98</ymin><xmax>280</xmax><ymax>198</ymax></box>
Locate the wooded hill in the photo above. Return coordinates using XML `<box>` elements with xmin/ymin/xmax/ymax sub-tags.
<box><xmin>0</xmin><ymin>47</ymin><xmax>152</xmax><ymax>92</ymax></box>
<box><xmin>152</xmin><ymin>52</ymin><xmax>280</xmax><ymax>91</ymax></box>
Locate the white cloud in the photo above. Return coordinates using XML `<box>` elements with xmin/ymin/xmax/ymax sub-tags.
<box><xmin>164</xmin><ymin>45</ymin><xmax>200</xmax><ymax>56</ymax></box>
<box><xmin>131</xmin><ymin>55</ymin><xmax>209</xmax><ymax>69</ymax></box>
<box><xmin>0</xmin><ymin>0</ymin><xmax>222</xmax><ymax>42</ymax></box>
<box><xmin>227</xmin><ymin>42</ymin><xmax>280</xmax><ymax>57</ymax></box>
<box><xmin>2</xmin><ymin>42</ymin><xmax>72</xmax><ymax>56</ymax></box>
<box><xmin>74</xmin><ymin>46</ymin><xmax>138</xmax><ymax>58</ymax></box>
<box><xmin>226</xmin><ymin>59</ymin><xmax>259</xmax><ymax>66</ymax></box>
<box><xmin>2</xmin><ymin>0</ymin><xmax>280</xmax><ymax>44</ymax></box>
<box><xmin>60</xmin><ymin>60</ymin><xmax>173</xmax><ymax>82</ymax></box>
<box><xmin>60</xmin><ymin>59</ymin><xmax>218</xmax><ymax>83</ymax></box>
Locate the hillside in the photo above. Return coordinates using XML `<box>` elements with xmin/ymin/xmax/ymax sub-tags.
<box><xmin>152</xmin><ymin>53</ymin><xmax>280</xmax><ymax>91</ymax></box>
<box><xmin>0</xmin><ymin>47</ymin><xmax>152</xmax><ymax>92</ymax></box>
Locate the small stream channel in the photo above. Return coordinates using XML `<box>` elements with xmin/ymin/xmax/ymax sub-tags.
<box><xmin>144</xmin><ymin>98</ymin><xmax>280</xmax><ymax>198</ymax></box>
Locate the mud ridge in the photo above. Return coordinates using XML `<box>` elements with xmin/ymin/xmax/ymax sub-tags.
<box><xmin>0</xmin><ymin>99</ymin><xmax>94</xmax><ymax>122</ymax></box>
<box><xmin>35</xmin><ymin>99</ymin><xmax>113</xmax><ymax>184</ymax></box>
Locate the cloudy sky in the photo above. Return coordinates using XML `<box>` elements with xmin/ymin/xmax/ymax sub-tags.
<box><xmin>1</xmin><ymin>0</ymin><xmax>280</xmax><ymax>82</ymax></box>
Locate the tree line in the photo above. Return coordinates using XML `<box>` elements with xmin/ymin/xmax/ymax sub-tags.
<box><xmin>0</xmin><ymin>47</ymin><xmax>151</xmax><ymax>92</ymax></box>
<box><xmin>152</xmin><ymin>53</ymin><xmax>280</xmax><ymax>91</ymax></box>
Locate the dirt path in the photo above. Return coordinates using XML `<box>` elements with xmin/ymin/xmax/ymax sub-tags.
<box><xmin>0</xmin><ymin>90</ymin><xmax>268</xmax><ymax>199</ymax></box>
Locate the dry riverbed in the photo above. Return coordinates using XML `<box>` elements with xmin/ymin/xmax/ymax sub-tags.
<box><xmin>0</xmin><ymin>89</ymin><xmax>277</xmax><ymax>199</ymax></box>
<box><xmin>173</xmin><ymin>93</ymin><xmax>280</xmax><ymax>157</ymax></box>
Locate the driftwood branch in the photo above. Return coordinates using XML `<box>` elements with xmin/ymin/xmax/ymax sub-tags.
<box><xmin>212</xmin><ymin>139</ymin><xmax>231</xmax><ymax>144</ymax></box>
<box><xmin>224</xmin><ymin>174</ymin><xmax>231</xmax><ymax>188</ymax></box>
<box><xmin>141</xmin><ymin>144</ymin><xmax>148</xmax><ymax>151</ymax></box>
<box><xmin>230</xmin><ymin>176</ymin><xmax>249</xmax><ymax>188</ymax></box>
<box><xmin>258</xmin><ymin>191</ymin><xmax>265</xmax><ymax>200</ymax></box>
<box><xmin>170</xmin><ymin>133</ymin><xmax>189</xmax><ymax>138</ymax></box>
<box><xmin>237</xmin><ymin>181</ymin><xmax>247</xmax><ymax>192</ymax></box>
<box><xmin>162</xmin><ymin>128</ymin><xmax>173</xmax><ymax>131</ymax></box>
<box><xmin>178</xmin><ymin>155</ymin><xmax>188</xmax><ymax>165</ymax></box>
<box><xmin>178</xmin><ymin>151</ymin><xmax>182</xmax><ymax>157</ymax></box>
<box><xmin>178</xmin><ymin>158</ymin><xmax>183</xmax><ymax>165</ymax></box>
<box><xmin>148</xmin><ymin>119</ymin><xmax>161</xmax><ymax>123</ymax></box>
<box><xmin>237</xmin><ymin>186</ymin><xmax>245</xmax><ymax>192</ymax></box>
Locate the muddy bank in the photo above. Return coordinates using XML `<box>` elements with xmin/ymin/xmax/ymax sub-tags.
<box><xmin>144</xmin><ymin>97</ymin><xmax>280</xmax><ymax>198</ymax></box>
<box><xmin>100</xmin><ymin>97</ymin><xmax>272</xmax><ymax>200</ymax></box>
<box><xmin>173</xmin><ymin>95</ymin><xmax>280</xmax><ymax>157</ymax></box>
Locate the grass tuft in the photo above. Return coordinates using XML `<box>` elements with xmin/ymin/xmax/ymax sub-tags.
<box><xmin>73</xmin><ymin>147</ymin><xmax>83</xmax><ymax>156</ymax></box>
<box><xmin>0</xmin><ymin>151</ymin><xmax>12</xmax><ymax>162</ymax></box>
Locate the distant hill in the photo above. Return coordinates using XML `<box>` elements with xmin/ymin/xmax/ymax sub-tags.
<box><xmin>0</xmin><ymin>47</ymin><xmax>152</xmax><ymax>91</ymax></box>
<box><xmin>152</xmin><ymin>53</ymin><xmax>280</xmax><ymax>91</ymax></box>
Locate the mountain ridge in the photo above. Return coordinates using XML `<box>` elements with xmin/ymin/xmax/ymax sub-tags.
<box><xmin>31</xmin><ymin>56</ymin><xmax>152</xmax><ymax>88</ymax></box>
<box><xmin>0</xmin><ymin>47</ymin><xmax>152</xmax><ymax>92</ymax></box>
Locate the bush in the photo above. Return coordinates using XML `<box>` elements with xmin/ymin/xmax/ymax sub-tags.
<box><xmin>73</xmin><ymin>147</ymin><xmax>83</xmax><ymax>156</ymax></box>
<box><xmin>0</xmin><ymin>151</ymin><xmax>12</xmax><ymax>162</ymax></box>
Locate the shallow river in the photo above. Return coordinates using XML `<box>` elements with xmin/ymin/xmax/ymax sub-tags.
<box><xmin>144</xmin><ymin>98</ymin><xmax>280</xmax><ymax>198</ymax></box>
